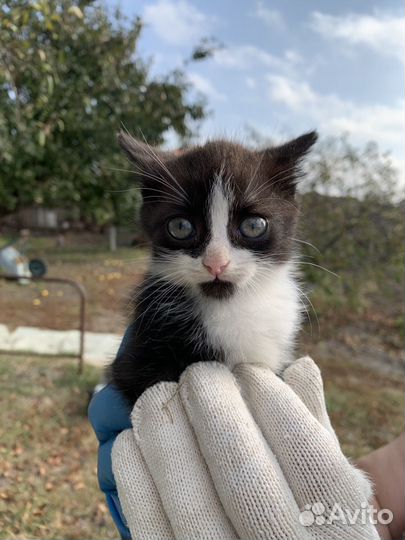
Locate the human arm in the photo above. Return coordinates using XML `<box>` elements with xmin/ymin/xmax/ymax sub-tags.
<box><xmin>357</xmin><ymin>434</ymin><xmax>404</xmax><ymax>540</ymax></box>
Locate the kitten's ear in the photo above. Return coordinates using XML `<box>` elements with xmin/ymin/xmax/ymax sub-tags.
<box><xmin>262</xmin><ymin>130</ymin><xmax>318</xmax><ymax>195</ymax></box>
<box><xmin>271</xmin><ymin>131</ymin><xmax>318</xmax><ymax>165</ymax></box>
<box><xmin>117</xmin><ymin>131</ymin><xmax>167</xmax><ymax>171</ymax></box>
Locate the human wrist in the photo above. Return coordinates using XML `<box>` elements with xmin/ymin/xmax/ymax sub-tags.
<box><xmin>357</xmin><ymin>434</ymin><xmax>404</xmax><ymax>540</ymax></box>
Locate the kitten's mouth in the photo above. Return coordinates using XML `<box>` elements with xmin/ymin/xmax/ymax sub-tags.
<box><xmin>199</xmin><ymin>278</ymin><xmax>235</xmax><ymax>300</ymax></box>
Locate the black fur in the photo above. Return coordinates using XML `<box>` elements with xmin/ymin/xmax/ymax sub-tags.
<box><xmin>109</xmin><ymin>277</ymin><xmax>221</xmax><ymax>405</ymax></box>
<box><xmin>199</xmin><ymin>279</ymin><xmax>235</xmax><ymax>299</ymax></box>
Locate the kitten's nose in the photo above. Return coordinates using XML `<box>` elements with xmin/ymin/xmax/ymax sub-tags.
<box><xmin>203</xmin><ymin>260</ymin><xmax>230</xmax><ymax>277</ymax></box>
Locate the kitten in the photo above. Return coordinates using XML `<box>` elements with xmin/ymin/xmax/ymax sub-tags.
<box><xmin>110</xmin><ymin>130</ymin><xmax>318</xmax><ymax>406</ymax></box>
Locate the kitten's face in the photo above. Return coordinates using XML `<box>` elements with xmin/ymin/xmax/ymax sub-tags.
<box><xmin>119</xmin><ymin>132</ymin><xmax>317</xmax><ymax>300</ymax></box>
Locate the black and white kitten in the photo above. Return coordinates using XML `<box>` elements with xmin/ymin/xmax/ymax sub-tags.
<box><xmin>110</xmin><ymin>130</ymin><xmax>318</xmax><ymax>406</ymax></box>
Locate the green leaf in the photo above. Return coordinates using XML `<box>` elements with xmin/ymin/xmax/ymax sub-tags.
<box><xmin>67</xmin><ymin>6</ymin><xmax>84</xmax><ymax>19</ymax></box>
<box><xmin>38</xmin><ymin>131</ymin><xmax>46</xmax><ymax>147</ymax></box>
<box><xmin>46</xmin><ymin>75</ymin><xmax>54</xmax><ymax>95</ymax></box>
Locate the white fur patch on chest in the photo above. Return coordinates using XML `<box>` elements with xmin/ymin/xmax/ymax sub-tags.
<box><xmin>198</xmin><ymin>263</ymin><xmax>301</xmax><ymax>372</ymax></box>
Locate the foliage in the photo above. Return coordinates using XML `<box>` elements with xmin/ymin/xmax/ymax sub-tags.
<box><xmin>0</xmin><ymin>0</ymin><xmax>205</xmax><ymax>224</ymax></box>
<box><xmin>297</xmin><ymin>135</ymin><xmax>403</xmax><ymax>311</ymax></box>
<box><xmin>188</xmin><ymin>37</ymin><xmax>224</xmax><ymax>62</ymax></box>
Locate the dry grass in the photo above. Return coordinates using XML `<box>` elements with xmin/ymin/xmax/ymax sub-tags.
<box><xmin>318</xmin><ymin>355</ymin><xmax>404</xmax><ymax>458</ymax></box>
<box><xmin>0</xmin><ymin>353</ymin><xmax>403</xmax><ymax>539</ymax></box>
<box><xmin>0</xmin><ymin>355</ymin><xmax>116</xmax><ymax>540</ymax></box>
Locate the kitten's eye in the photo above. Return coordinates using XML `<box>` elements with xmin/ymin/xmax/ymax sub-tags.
<box><xmin>167</xmin><ymin>217</ymin><xmax>194</xmax><ymax>240</ymax></box>
<box><xmin>239</xmin><ymin>216</ymin><xmax>268</xmax><ymax>238</ymax></box>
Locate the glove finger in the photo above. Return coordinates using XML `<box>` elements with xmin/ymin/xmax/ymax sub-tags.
<box><xmin>235</xmin><ymin>363</ymin><xmax>371</xmax><ymax>510</ymax></box>
<box><xmin>180</xmin><ymin>362</ymin><xmax>311</xmax><ymax>540</ymax></box>
<box><xmin>283</xmin><ymin>356</ymin><xmax>338</xmax><ymax>443</ymax></box>
<box><xmin>133</xmin><ymin>381</ymin><xmax>238</xmax><ymax>540</ymax></box>
<box><xmin>112</xmin><ymin>429</ymin><xmax>174</xmax><ymax>540</ymax></box>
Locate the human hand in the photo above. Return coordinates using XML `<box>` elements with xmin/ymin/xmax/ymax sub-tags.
<box><xmin>112</xmin><ymin>357</ymin><xmax>378</xmax><ymax>539</ymax></box>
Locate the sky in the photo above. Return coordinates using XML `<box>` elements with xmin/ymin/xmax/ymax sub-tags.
<box><xmin>105</xmin><ymin>0</ymin><xmax>404</xmax><ymax>184</ymax></box>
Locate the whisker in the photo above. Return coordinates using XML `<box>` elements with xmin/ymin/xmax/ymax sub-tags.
<box><xmin>269</xmin><ymin>165</ymin><xmax>301</xmax><ymax>189</ymax></box>
<box><xmin>245</xmin><ymin>150</ymin><xmax>266</xmax><ymax>199</ymax></box>
<box><xmin>106</xmin><ymin>166</ymin><xmax>142</xmax><ymax>174</ymax></box>
<box><xmin>299</xmin><ymin>262</ymin><xmax>339</xmax><ymax>278</ymax></box>
<box><xmin>137</xmin><ymin>129</ymin><xmax>190</xmax><ymax>201</ymax></box>
<box><xmin>259</xmin><ymin>196</ymin><xmax>298</xmax><ymax>211</ymax></box>
<box><xmin>289</xmin><ymin>238</ymin><xmax>321</xmax><ymax>254</ymax></box>
<box><xmin>131</xmin><ymin>166</ymin><xmax>187</xmax><ymax>204</ymax></box>
<box><xmin>107</xmin><ymin>168</ymin><xmax>186</xmax><ymax>205</ymax></box>
<box><xmin>246</xmin><ymin>165</ymin><xmax>299</xmax><ymax>200</ymax></box>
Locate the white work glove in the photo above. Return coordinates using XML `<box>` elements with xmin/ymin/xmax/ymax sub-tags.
<box><xmin>112</xmin><ymin>357</ymin><xmax>378</xmax><ymax>540</ymax></box>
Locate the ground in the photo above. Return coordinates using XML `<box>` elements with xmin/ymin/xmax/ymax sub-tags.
<box><xmin>0</xmin><ymin>233</ymin><xmax>403</xmax><ymax>538</ymax></box>
<box><xmin>0</xmin><ymin>234</ymin><xmax>148</xmax><ymax>334</ymax></box>
<box><xmin>0</xmin><ymin>356</ymin><xmax>116</xmax><ymax>540</ymax></box>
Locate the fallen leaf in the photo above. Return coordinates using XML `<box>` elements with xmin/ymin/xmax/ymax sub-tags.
<box><xmin>97</xmin><ymin>502</ymin><xmax>107</xmax><ymax>514</ymax></box>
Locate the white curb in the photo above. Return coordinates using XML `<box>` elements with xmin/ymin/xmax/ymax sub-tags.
<box><xmin>0</xmin><ymin>323</ymin><xmax>122</xmax><ymax>367</ymax></box>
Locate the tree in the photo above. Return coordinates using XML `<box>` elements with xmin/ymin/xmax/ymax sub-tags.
<box><xmin>0</xmin><ymin>0</ymin><xmax>205</xmax><ymax>225</ymax></box>
<box><xmin>297</xmin><ymin>135</ymin><xmax>402</xmax><ymax>310</ymax></box>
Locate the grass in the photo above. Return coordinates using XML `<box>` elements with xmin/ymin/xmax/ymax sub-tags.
<box><xmin>318</xmin><ymin>355</ymin><xmax>404</xmax><ymax>458</ymax></box>
<box><xmin>0</xmin><ymin>354</ymin><xmax>116</xmax><ymax>540</ymax></box>
<box><xmin>1</xmin><ymin>353</ymin><xmax>403</xmax><ymax>539</ymax></box>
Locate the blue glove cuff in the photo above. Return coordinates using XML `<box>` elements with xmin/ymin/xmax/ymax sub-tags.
<box><xmin>88</xmin><ymin>385</ymin><xmax>132</xmax><ymax>539</ymax></box>
<box><xmin>106</xmin><ymin>491</ymin><xmax>131</xmax><ymax>540</ymax></box>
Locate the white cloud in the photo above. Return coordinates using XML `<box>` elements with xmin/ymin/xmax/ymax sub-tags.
<box><xmin>284</xmin><ymin>50</ymin><xmax>302</xmax><ymax>65</ymax></box>
<box><xmin>266</xmin><ymin>73</ymin><xmax>405</xmax><ymax>179</ymax></box>
<box><xmin>266</xmin><ymin>75</ymin><xmax>320</xmax><ymax>111</ymax></box>
<box><xmin>187</xmin><ymin>73</ymin><xmax>226</xmax><ymax>102</ymax></box>
<box><xmin>213</xmin><ymin>45</ymin><xmax>303</xmax><ymax>74</ymax></box>
<box><xmin>245</xmin><ymin>77</ymin><xmax>257</xmax><ymax>89</ymax></box>
<box><xmin>310</xmin><ymin>10</ymin><xmax>405</xmax><ymax>63</ymax></box>
<box><xmin>253</xmin><ymin>2</ymin><xmax>284</xmax><ymax>28</ymax></box>
<box><xmin>214</xmin><ymin>45</ymin><xmax>278</xmax><ymax>69</ymax></box>
<box><xmin>387</xmin><ymin>155</ymin><xmax>405</xmax><ymax>186</ymax></box>
<box><xmin>143</xmin><ymin>0</ymin><xmax>212</xmax><ymax>46</ymax></box>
